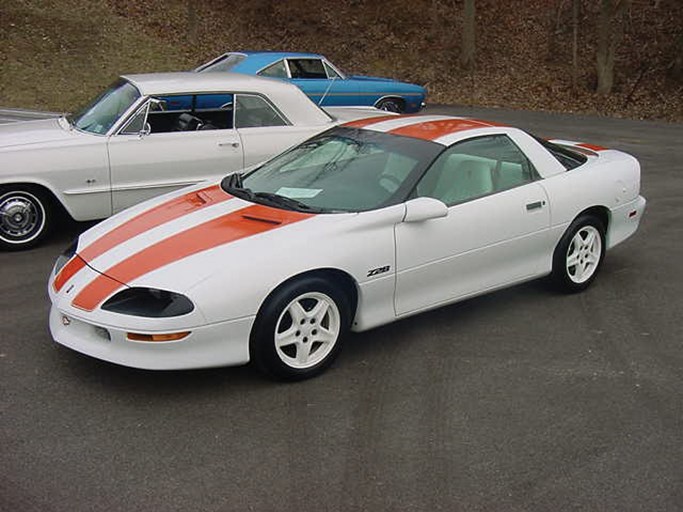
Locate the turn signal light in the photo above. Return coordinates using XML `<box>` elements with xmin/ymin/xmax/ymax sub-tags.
<box><xmin>127</xmin><ymin>331</ymin><xmax>190</xmax><ymax>342</ymax></box>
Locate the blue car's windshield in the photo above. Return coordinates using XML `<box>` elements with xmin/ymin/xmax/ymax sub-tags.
<box><xmin>68</xmin><ymin>79</ymin><xmax>140</xmax><ymax>135</ymax></box>
<box><xmin>226</xmin><ymin>127</ymin><xmax>442</xmax><ymax>213</ymax></box>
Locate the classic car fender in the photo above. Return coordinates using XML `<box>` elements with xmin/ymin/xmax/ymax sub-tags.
<box><xmin>0</xmin><ymin>130</ymin><xmax>112</xmax><ymax>221</ymax></box>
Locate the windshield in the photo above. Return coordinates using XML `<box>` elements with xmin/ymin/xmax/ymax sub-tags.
<box><xmin>68</xmin><ymin>79</ymin><xmax>140</xmax><ymax>135</ymax></box>
<box><xmin>229</xmin><ymin>127</ymin><xmax>443</xmax><ymax>213</ymax></box>
<box><xmin>199</xmin><ymin>53</ymin><xmax>246</xmax><ymax>72</ymax></box>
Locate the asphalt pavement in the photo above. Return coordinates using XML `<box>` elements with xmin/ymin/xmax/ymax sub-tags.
<box><xmin>1</xmin><ymin>105</ymin><xmax>682</xmax><ymax>511</ymax></box>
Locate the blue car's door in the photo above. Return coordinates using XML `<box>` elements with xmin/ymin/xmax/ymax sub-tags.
<box><xmin>286</xmin><ymin>58</ymin><xmax>360</xmax><ymax>107</ymax></box>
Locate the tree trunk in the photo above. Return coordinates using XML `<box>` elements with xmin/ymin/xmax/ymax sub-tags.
<box><xmin>187</xmin><ymin>0</ymin><xmax>198</xmax><ymax>44</ymax></box>
<box><xmin>595</xmin><ymin>0</ymin><xmax>631</xmax><ymax>95</ymax></box>
<box><xmin>460</xmin><ymin>0</ymin><xmax>476</xmax><ymax>70</ymax></box>
<box><xmin>671</xmin><ymin>33</ymin><xmax>683</xmax><ymax>82</ymax></box>
<box><xmin>571</xmin><ymin>0</ymin><xmax>579</xmax><ymax>93</ymax></box>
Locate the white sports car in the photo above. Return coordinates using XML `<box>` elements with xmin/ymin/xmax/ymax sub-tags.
<box><xmin>48</xmin><ymin>114</ymin><xmax>646</xmax><ymax>380</ymax></box>
<box><xmin>0</xmin><ymin>72</ymin><xmax>385</xmax><ymax>249</ymax></box>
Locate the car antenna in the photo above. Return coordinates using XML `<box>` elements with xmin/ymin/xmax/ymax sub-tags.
<box><xmin>318</xmin><ymin>76</ymin><xmax>337</xmax><ymax>107</ymax></box>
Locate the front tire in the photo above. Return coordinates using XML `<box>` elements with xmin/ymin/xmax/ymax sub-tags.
<box><xmin>0</xmin><ymin>186</ymin><xmax>52</xmax><ymax>250</ymax></box>
<box><xmin>250</xmin><ymin>276</ymin><xmax>350</xmax><ymax>381</ymax></box>
<box><xmin>551</xmin><ymin>215</ymin><xmax>606</xmax><ymax>293</ymax></box>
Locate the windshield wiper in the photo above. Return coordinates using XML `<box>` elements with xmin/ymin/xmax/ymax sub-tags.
<box><xmin>252</xmin><ymin>192</ymin><xmax>323</xmax><ymax>212</ymax></box>
<box><xmin>221</xmin><ymin>174</ymin><xmax>323</xmax><ymax>212</ymax></box>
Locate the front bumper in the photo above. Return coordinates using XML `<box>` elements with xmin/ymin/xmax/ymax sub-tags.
<box><xmin>49</xmin><ymin>305</ymin><xmax>254</xmax><ymax>370</ymax></box>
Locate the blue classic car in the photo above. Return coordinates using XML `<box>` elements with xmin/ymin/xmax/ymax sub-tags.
<box><xmin>195</xmin><ymin>51</ymin><xmax>426</xmax><ymax>113</ymax></box>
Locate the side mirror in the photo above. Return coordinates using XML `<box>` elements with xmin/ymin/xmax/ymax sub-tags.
<box><xmin>403</xmin><ymin>197</ymin><xmax>448</xmax><ymax>223</ymax></box>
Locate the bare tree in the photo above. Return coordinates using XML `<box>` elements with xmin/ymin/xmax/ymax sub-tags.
<box><xmin>460</xmin><ymin>0</ymin><xmax>476</xmax><ymax>70</ymax></box>
<box><xmin>671</xmin><ymin>33</ymin><xmax>683</xmax><ymax>83</ymax></box>
<box><xmin>595</xmin><ymin>0</ymin><xmax>631</xmax><ymax>95</ymax></box>
<box><xmin>187</xmin><ymin>0</ymin><xmax>198</xmax><ymax>44</ymax></box>
<box><xmin>571</xmin><ymin>0</ymin><xmax>579</xmax><ymax>93</ymax></box>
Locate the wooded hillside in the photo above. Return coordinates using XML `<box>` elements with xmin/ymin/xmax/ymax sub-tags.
<box><xmin>1</xmin><ymin>0</ymin><xmax>681</xmax><ymax>121</ymax></box>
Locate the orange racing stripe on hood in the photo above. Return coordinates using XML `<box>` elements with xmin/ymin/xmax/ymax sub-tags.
<box><xmin>53</xmin><ymin>185</ymin><xmax>230</xmax><ymax>292</ymax></box>
<box><xmin>71</xmin><ymin>204</ymin><xmax>313</xmax><ymax>312</ymax></box>
<box><xmin>53</xmin><ymin>256</ymin><xmax>87</xmax><ymax>292</ymax></box>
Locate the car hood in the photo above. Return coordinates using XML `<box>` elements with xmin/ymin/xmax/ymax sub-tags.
<box><xmin>58</xmin><ymin>183</ymin><xmax>352</xmax><ymax>312</ymax></box>
<box><xmin>0</xmin><ymin>117</ymin><xmax>75</xmax><ymax>150</ymax></box>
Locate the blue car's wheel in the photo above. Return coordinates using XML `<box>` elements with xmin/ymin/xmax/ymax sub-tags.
<box><xmin>376</xmin><ymin>97</ymin><xmax>405</xmax><ymax>113</ymax></box>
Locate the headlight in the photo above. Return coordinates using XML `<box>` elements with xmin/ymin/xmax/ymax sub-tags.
<box><xmin>101</xmin><ymin>287</ymin><xmax>195</xmax><ymax>317</ymax></box>
<box><xmin>54</xmin><ymin>238</ymin><xmax>78</xmax><ymax>275</ymax></box>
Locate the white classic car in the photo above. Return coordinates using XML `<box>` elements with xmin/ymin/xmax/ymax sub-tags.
<box><xmin>0</xmin><ymin>72</ymin><xmax>387</xmax><ymax>249</ymax></box>
<box><xmin>48</xmin><ymin>114</ymin><xmax>646</xmax><ymax>380</ymax></box>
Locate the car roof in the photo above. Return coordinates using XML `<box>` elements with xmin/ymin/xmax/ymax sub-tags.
<box><xmin>123</xmin><ymin>71</ymin><xmax>295</xmax><ymax>95</ymax></box>
<box><xmin>121</xmin><ymin>72</ymin><xmax>332</xmax><ymax>126</ymax></box>
<box><xmin>342</xmin><ymin>114</ymin><xmax>510</xmax><ymax>145</ymax></box>
<box><xmin>226</xmin><ymin>51</ymin><xmax>326</xmax><ymax>73</ymax></box>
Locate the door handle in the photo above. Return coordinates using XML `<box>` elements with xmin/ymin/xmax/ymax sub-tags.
<box><xmin>526</xmin><ymin>200</ymin><xmax>546</xmax><ymax>211</ymax></box>
<box><xmin>218</xmin><ymin>141</ymin><xmax>240</xmax><ymax>148</ymax></box>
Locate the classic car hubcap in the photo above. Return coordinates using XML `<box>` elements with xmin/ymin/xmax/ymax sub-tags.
<box><xmin>566</xmin><ymin>226</ymin><xmax>602</xmax><ymax>284</ymax></box>
<box><xmin>274</xmin><ymin>291</ymin><xmax>341</xmax><ymax>369</ymax></box>
<box><xmin>0</xmin><ymin>192</ymin><xmax>44</xmax><ymax>242</ymax></box>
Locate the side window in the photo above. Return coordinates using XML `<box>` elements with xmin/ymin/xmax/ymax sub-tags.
<box><xmin>195</xmin><ymin>93</ymin><xmax>233</xmax><ymax>111</ymax></box>
<box><xmin>288</xmin><ymin>59</ymin><xmax>327</xmax><ymax>79</ymax></box>
<box><xmin>416</xmin><ymin>135</ymin><xmax>537</xmax><ymax>206</ymax></box>
<box><xmin>235</xmin><ymin>94</ymin><xmax>288</xmax><ymax>128</ymax></box>
<box><xmin>323</xmin><ymin>61</ymin><xmax>342</xmax><ymax>79</ymax></box>
<box><xmin>120</xmin><ymin>104</ymin><xmax>148</xmax><ymax>135</ymax></box>
<box><xmin>137</xmin><ymin>93</ymin><xmax>234</xmax><ymax>133</ymax></box>
<box><xmin>258</xmin><ymin>60</ymin><xmax>288</xmax><ymax>79</ymax></box>
<box><xmin>157</xmin><ymin>95</ymin><xmax>193</xmax><ymax>111</ymax></box>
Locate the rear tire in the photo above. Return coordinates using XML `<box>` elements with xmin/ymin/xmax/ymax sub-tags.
<box><xmin>0</xmin><ymin>186</ymin><xmax>52</xmax><ymax>250</ymax></box>
<box><xmin>551</xmin><ymin>215</ymin><xmax>606</xmax><ymax>293</ymax></box>
<box><xmin>376</xmin><ymin>98</ymin><xmax>405</xmax><ymax>113</ymax></box>
<box><xmin>250</xmin><ymin>276</ymin><xmax>350</xmax><ymax>381</ymax></box>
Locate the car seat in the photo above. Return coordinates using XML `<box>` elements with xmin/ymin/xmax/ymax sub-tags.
<box><xmin>174</xmin><ymin>113</ymin><xmax>203</xmax><ymax>131</ymax></box>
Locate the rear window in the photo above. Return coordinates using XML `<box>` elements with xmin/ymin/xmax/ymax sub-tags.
<box><xmin>534</xmin><ymin>136</ymin><xmax>588</xmax><ymax>170</ymax></box>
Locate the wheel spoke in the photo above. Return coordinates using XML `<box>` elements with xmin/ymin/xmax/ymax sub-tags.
<box><xmin>566</xmin><ymin>251</ymin><xmax>580</xmax><ymax>268</ymax></box>
<box><xmin>296</xmin><ymin>341</ymin><xmax>311</xmax><ymax>365</ymax></box>
<box><xmin>309</xmin><ymin>299</ymin><xmax>330</xmax><ymax>324</ymax></box>
<box><xmin>315</xmin><ymin>326</ymin><xmax>337</xmax><ymax>345</ymax></box>
<box><xmin>275</xmin><ymin>326</ymin><xmax>299</xmax><ymax>348</ymax></box>
<box><xmin>287</xmin><ymin>301</ymin><xmax>307</xmax><ymax>325</ymax></box>
<box><xmin>583</xmin><ymin>230</ymin><xmax>595</xmax><ymax>250</ymax></box>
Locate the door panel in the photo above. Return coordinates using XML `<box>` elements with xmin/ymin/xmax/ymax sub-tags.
<box><xmin>394</xmin><ymin>182</ymin><xmax>551</xmax><ymax>315</ymax></box>
<box><xmin>106</xmin><ymin>129</ymin><xmax>242</xmax><ymax>213</ymax></box>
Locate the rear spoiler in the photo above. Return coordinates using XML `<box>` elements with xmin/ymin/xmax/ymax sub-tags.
<box><xmin>549</xmin><ymin>139</ymin><xmax>608</xmax><ymax>156</ymax></box>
